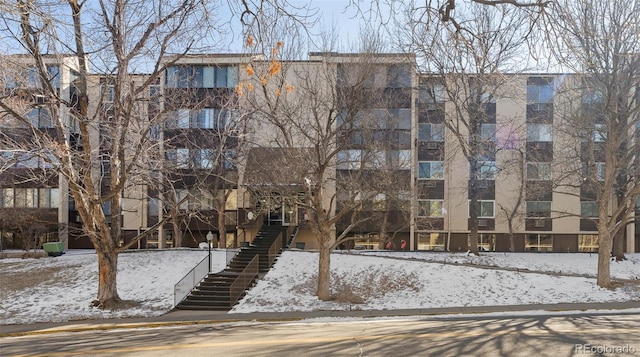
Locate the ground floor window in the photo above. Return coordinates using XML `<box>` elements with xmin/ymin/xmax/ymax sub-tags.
<box><xmin>417</xmin><ymin>232</ymin><xmax>445</xmax><ymax>251</ymax></box>
<box><xmin>578</xmin><ymin>234</ymin><xmax>598</xmax><ymax>252</ymax></box>
<box><xmin>525</xmin><ymin>234</ymin><xmax>553</xmax><ymax>252</ymax></box>
<box><xmin>470</xmin><ymin>233</ymin><xmax>495</xmax><ymax>251</ymax></box>
<box><xmin>351</xmin><ymin>234</ymin><xmax>380</xmax><ymax>250</ymax></box>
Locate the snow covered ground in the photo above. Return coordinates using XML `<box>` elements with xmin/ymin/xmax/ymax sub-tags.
<box><xmin>1</xmin><ymin>249</ymin><xmax>639</xmax><ymax>325</ymax></box>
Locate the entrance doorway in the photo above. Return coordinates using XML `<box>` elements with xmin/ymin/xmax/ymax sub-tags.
<box><xmin>261</xmin><ymin>195</ymin><xmax>297</xmax><ymax>227</ymax></box>
<box><xmin>266</xmin><ymin>203</ymin><xmax>297</xmax><ymax>226</ymax></box>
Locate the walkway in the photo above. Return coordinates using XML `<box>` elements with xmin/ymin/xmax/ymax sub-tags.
<box><xmin>2</xmin><ymin>301</ymin><xmax>639</xmax><ymax>337</ymax></box>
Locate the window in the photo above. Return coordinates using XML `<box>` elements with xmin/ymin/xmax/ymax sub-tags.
<box><xmin>166</xmin><ymin>65</ymin><xmax>238</xmax><ymax>88</ymax></box>
<box><xmin>14</xmin><ymin>188</ymin><xmax>38</xmax><ymax>208</ymax></box>
<box><xmin>526</xmin><ymin>234</ymin><xmax>553</xmax><ymax>252</ymax></box>
<box><xmin>480</xmin><ymin>123</ymin><xmax>496</xmax><ymax>142</ymax></box>
<box><xmin>418</xmin><ymin>200</ymin><xmax>444</xmax><ymax>217</ymax></box>
<box><xmin>26</xmin><ymin>108</ymin><xmax>53</xmax><ymax>128</ymax></box>
<box><xmin>148</xmin><ymin>198</ymin><xmax>159</xmax><ymax>216</ymax></box>
<box><xmin>195</xmin><ymin>149</ymin><xmax>214</xmax><ymax>169</ymax></box>
<box><xmin>337</xmin><ymin>150</ymin><xmax>362</xmax><ymax>170</ymax></box>
<box><xmin>27</xmin><ymin>188</ymin><xmax>41</xmax><ymax>208</ymax></box>
<box><xmin>578</xmin><ymin>234</ymin><xmax>598</xmax><ymax>252</ymax></box>
<box><xmin>167</xmin><ymin>148</ymin><xmax>190</xmax><ymax>169</ymax></box>
<box><xmin>582</xmin><ymin>88</ymin><xmax>604</xmax><ymax>105</ymax></box>
<box><xmin>3</xmin><ymin>65</ymin><xmax>59</xmax><ymax>89</ymax></box>
<box><xmin>39</xmin><ymin>188</ymin><xmax>59</xmax><ymax>208</ymax></box>
<box><xmin>149</xmin><ymin>125</ymin><xmax>160</xmax><ymax>140</ymax></box>
<box><xmin>363</xmin><ymin>150</ymin><xmax>386</xmax><ymax>169</ymax></box>
<box><xmin>389</xmin><ymin>109</ymin><xmax>411</xmax><ymax>130</ymax></box>
<box><xmin>173</xmin><ymin>109</ymin><xmax>190</xmax><ymax>128</ymax></box>
<box><xmin>166</xmin><ymin>66</ymin><xmax>202</xmax><ymax>88</ymax></box>
<box><xmin>527</xmin><ymin>162</ymin><xmax>552</xmax><ymax>180</ymax></box>
<box><xmin>526</xmin><ymin>201</ymin><xmax>551</xmax><ymax>218</ymax></box>
<box><xmin>47</xmin><ymin>66</ymin><xmax>60</xmax><ymax>89</ymax></box>
<box><xmin>527</xmin><ymin>81</ymin><xmax>554</xmax><ymax>104</ymax></box>
<box><xmin>1</xmin><ymin>188</ymin><xmax>14</xmax><ymax>207</ymax></box>
<box><xmin>417</xmin><ymin>232</ymin><xmax>445</xmax><ymax>251</ymax></box>
<box><xmin>593</xmin><ymin>124</ymin><xmax>607</xmax><ymax>142</ymax></box>
<box><xmin>473</xmin><ymin>233</ymin><xmax>495</xmax><ymax>251</ymax></box>
<box><xmin>418</xmin><ymin>83</ymin><xmax>446</xmax><ymax>107</ymax></box>
<box><xmin>470</xmin><ymin>200</ymin><xmax>495</xmax><ymax>218</ymax></box>
<box><xmin>192</xmin><ymin>109</ymin><xmax>213</xmax><ymax>129</ymax></box>
<box><xmin>527</xmin><ymin>123</ymin><xmax>552</xmax><ymax>142</ymax></box>
<box><xmin>224</xmin><ymin>150</ymin><xmax>236</xmax><ymax>169</ymax></box>
<box><xmin>474</xmin><ymin>161</ymin><xmax>497</xmax><ymax>180</ymax></box>
<box><xmin>581</xmin><ymin>201</ymin><xmax>598</xmax><ymax>218</ymax></box>
<box><xmin>175</xmin><ymin>189</ymin><xmax>189</xmax><ymax>210</ymax></box>
<box><xmin>15</xmin><ymin>153</ymin><xmax>40</xmax><ymax>168</ymax></box>
<box><xmin>101</xmin><ymin>201</ymin><xmax>112</xmax><ymax>215</ymax></box>
<box><xmin>581</xmin><ymin>162</ymin><xmax>605</xmax><ymax>181</ymax></box>
<box><xmin>419</xmin><ymin>123</ymin><xmax>445</xmax><ymax>141</ymax></box>
<box><xmin>387</xmin><ymin>64</ymin><xmax>412</xmax><ymax>88</ymax></box>
<box><xmin>191</xmin><ymin>189</ymin><xmax>214</xmax><ymax>210</ymax></box>
<box><xmin>217</xmin><ymin>66</ymin><xmax>238</xmax><ymax>88</ymax></box>
<box><xmin>390</xmin><ymin>150</ymin><xmax>411</xmax><ymax>170</ymax></box>
<box><xmin>176</xmin><ymin>148</ymin><xmax>189</xmax><ymax>169</ymax></box>
<box><xmin>418</xmin><ymin>161</ymin><xmax>444</xmax><ymax>179</ymax></box>
<box><xmin>103</xmin><ymin>84</ymin><xmax>115</xmax><ymax>102</ymax></box>
<box><xmin>469</xmin><ymin>85</ymin><xmax>496</xmax><ymax>106</ymax></box>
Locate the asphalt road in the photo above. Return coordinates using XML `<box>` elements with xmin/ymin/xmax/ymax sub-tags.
<box><xmin>2</xmin><ymin>312</ymin><xmax>639</xmax><ymax>356</ymax></box>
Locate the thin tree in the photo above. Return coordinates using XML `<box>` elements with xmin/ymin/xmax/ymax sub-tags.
<box><xmin>240</xmin><ymin>29</ymin><xmax>411</xmax><ymax>299</ymax></box>
<box><xmin>550</xmin><ymin>0</ymin><xmax>640</xmax><ymax>287</ymax></box>
<box><xmin>0</xmin><ymin>0</ymin><xmax>239</xmax><ymax>308</ymax></box>
<box><xmin>396</xmin><ymin>3</ymin><xmax>530</xmax><ymax>254</ymax></box>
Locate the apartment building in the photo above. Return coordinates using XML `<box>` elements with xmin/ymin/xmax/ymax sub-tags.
<box><xmin>2</xmin><ymin>53</ymin><xmax>638</xmax><ymax>253</ymax></box>
<box><xmin>0</xmin><ymin>55</ymin><xmax>79</xmax><ymax>249</ymax></box>
<box><xmin>416</xmin><ymin>74</ymin><xmax>639</xmax><ymax>253</ymax></box>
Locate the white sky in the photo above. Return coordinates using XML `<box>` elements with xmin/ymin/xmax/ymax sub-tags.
<box><xmin>1</xmin><ymin>249</ymin><xmax>639</xmax><ymax>325</ymax></box>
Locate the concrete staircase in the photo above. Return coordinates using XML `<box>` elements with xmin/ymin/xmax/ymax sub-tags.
<box><xmin>175</xmin><ymin>225</ymin><xmax>288</xmax><ymax>311</ymax></box>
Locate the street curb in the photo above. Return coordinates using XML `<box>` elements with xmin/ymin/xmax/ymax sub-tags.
<box><xmin>2</xmin><ymin>303</ymin><xmax>640</xmax><ymax>338</ymax></box>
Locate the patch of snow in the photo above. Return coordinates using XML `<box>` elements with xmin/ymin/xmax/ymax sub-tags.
<box><xmin>1</xmin><ymin>249</ymin><xmax>639</xmax><ymax>325</ymax></box>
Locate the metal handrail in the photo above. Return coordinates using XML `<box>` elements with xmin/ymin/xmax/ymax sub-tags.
<box><xmin>173</xmin><ymin>254</ymin><xmax>209</xmax><ymax>307</ymax></box>
<box><xmin>229</xmin><ymin>254</ymin><xmax>259</xmax><ymax>307</ymax></box>
<box><xmin>267</xmin><ymin>231</ymin><xmax>283</xmax><ymax>267</ymax></box>
<box><xmin>285</xmin><ymin>225</ymin><xmax>297</xmax><ymax>247</ymax></box>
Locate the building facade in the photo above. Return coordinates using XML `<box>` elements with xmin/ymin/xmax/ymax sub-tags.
<box><xmin>1</xmin><ymin>53</ymin><xmax>638</xmax><ymax>253</ymax></box>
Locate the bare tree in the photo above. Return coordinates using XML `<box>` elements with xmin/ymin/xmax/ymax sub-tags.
<box><xmin>240</xmin><ymin>25</ymin><xmax>412</xmax><ymax>299</ymax></box>
<box><xmin>396</xmin><ymin>3</ymin><xmax>530</xmax><ymax>254</ymax></box>
<box><xmin>0</xmin><ymin>0</ymin><xmax>231</xmax><ymax>308</ymax></box>
<box><xmin>1</xmin><ymin>0</ymin><xmax>316</xmax><ymax>308</ymax></box>
<box><xmin>550</xmin><ymin>0</ymin><xmax>640</xmax><ymax>287</ymax></box>
<box><xmin>496</xmin><ymin>146</ymin><xmax>526</xmax><ymax>252</ymax></box>
<box><xmin>159</xmin><ymin>90</ymin><xmax>246</xmax><ymax>248</ymax></box>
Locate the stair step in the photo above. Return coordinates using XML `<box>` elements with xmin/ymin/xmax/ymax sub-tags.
<box><xmin>177</xmin><ymin>225</ymin><xmax>288</xmax><ymax>311</ymax></box>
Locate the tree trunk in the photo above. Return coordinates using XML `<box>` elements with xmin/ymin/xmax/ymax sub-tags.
<box><xmin>217</xmin><ymin>201</ymin><xmax>227</xmax><ymax>248</ymax></box>
<box><xmin>94</xmin><ymin>249</ymin><xmax>121</xmax><ymax>308</ymax></box>
<box><xmin>468</xmin><ymin>173</ymin><xmax>480</xmax><ymax>255</ymax></box>
<box><xmin>170</xmin><ymin>208</ymin><xmax>182</xmax><ymax>247</ymax></box>
<box><xmin>597</xmin><ymin>228</ymin><xmax>613</xmax><ymax>288</ymax></box>
<box><xmin>508</xmin><ymin>232</ymin><xmax>515</xmax><ymax>253</ymax></box>
<box><xmin>317</xmin><ymin>236</ymin><xmax>331</xmax><ymax>300</ymax></box>
<box><xmin>379</xmin><ymin>204</ymin><xmax>389</xmax><ymax>249</ymax></box>
<box><xmin>612</xmin><ymin>229</ymin><xmax>626</xmax><ymax>261</ymax></box>
<box><xmin>172</xmin><ymin>220</ymin><xmax>182</xmax><ymax>248</ymax></box>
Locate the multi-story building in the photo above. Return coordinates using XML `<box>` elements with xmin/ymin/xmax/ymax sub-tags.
<box><xmin>2</xmin><ymin>53</ymin><xmax>638</xmax><ymax>254</ymax></box>
<box><xmin>0</xmin><ymin>55</ymin><xmax>79</xmax><ymax>250</ymax></box>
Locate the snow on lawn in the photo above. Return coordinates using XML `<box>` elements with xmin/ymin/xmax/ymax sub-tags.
<box><xmin>231</xmin><ymin>251</ymin><xmax>640</xmax><ymax>313</ymax></box>
<box><xmin>0</xmin><ymin>249</ymin><xmax>214</xmax><ymax>325</ymax></box>
<box><xmin>355</xmin><ymin>251</ymin><xmax>640</xmax><ymax>280</ymax></box>
<box><xmin>1</xmin><ymin>249</ymin><xmax>639</xmax><ymax>325</ymax></box>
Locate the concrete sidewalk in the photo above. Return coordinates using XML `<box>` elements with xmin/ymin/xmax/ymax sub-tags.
<box><xmin>2</xmin><ymin>301</ymin><xmax>639</xmax><ymax>337</ymax></box>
